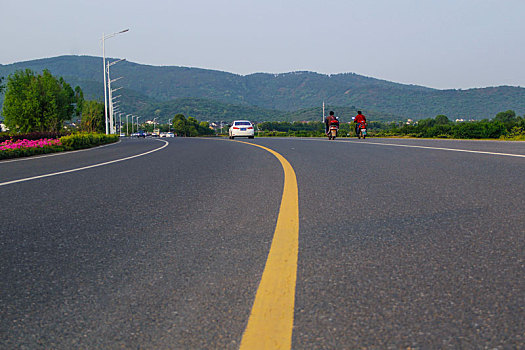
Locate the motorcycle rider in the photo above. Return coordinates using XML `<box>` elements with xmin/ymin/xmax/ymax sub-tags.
<box><xmin>325</xmin><ymin>111</ymin><xmax>339</xmax><ymax>134</ymax></box>
<box><xmin>354</xmin><ymin>111</ymin><xmax>367</xmax><ymax>137</ymax></box>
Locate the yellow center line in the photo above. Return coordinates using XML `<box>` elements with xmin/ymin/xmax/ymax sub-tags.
<box><xmin>236</xmin><ymin>141</ymin><xmax>299</xmax><ymax>350</ymax></box>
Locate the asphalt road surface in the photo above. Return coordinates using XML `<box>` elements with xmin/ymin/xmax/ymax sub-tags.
<box><xmin>1</xmin><ymin>137</ymin><xmax>523</xmax><ymax>349</ymax></box>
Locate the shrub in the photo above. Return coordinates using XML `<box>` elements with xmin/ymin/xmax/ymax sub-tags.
<box><xmin>60</xmin><ymin>133</ymin><xmax>118</xmax><ymax>149</ymax></box>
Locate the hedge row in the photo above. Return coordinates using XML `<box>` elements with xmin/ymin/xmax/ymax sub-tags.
<box><xmin>59</xmin><ymin>133</ymin><xmax>119</xmax><ymax>149</ymax></box>
<box><xmin>0</xmin><ymin>133</ymin><xmax>119</xmax><ymax>160</ymax></box>
<box><xmin>0</xmin><ymin>145</ymin><xmax>67</xmax><ymax>160</ymax></box>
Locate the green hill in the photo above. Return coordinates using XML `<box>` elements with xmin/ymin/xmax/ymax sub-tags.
<box><xmin>1</xmin><ymin>55</ymin><xmax>525</xmax><ymax>121</ymax></box>
<box><xmin>136</xmin><ymin>98</ymin><xmax>282</xmax><ymax>122</ymax></box>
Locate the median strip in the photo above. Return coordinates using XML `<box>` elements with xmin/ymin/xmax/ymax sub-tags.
<box><xmin>235</xmin><ymin>141</ymin><xmax>299</xmax><ymax>350</ymax></box>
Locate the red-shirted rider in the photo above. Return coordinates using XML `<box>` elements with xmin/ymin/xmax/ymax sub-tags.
<box><xmin>354</xmin><ymin>111</ymin><xmax>367</xmax><ymax>136</ymax></box>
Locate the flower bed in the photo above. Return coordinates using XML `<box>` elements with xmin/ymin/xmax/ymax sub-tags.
<box><xmin>0</xmin><ymin>138</ymin><xmax>65</xmax><ymax>160</ymax></box>
<box><xmin>0</xmin><ymin>138</ymin><xmax>62</xmax><ymax>150</ymax></box>
<box><xmin>0</xmin><ymin>133</ymin><xmax>118</xmax><ymax>160</ymax></box>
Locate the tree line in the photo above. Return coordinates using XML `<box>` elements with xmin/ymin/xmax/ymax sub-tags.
<box><xmin>376</xmin><ymin>111</ymin><xmax>525</xmax><ymax>139</ymax></box>
<box><xmin>171</xmin><ymin>114</ymin><xmax>214</xmax><ymax>136</ymax></box>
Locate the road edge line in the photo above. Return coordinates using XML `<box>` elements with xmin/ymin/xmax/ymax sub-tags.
<box><xmin>0</xmin><ymin>139</ymin><xmax>169</xmax><ymax>187</ymax></box>
<box><xmin>0</xmin><ymin>139</ymin><xmax>122</xmax><ymax>164</ymax></box>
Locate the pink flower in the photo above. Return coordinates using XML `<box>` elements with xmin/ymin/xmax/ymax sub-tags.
<box><xmin>0</xmin><ymin>138</ymin><xmax>61</xmax><ymax>151</ymax></box>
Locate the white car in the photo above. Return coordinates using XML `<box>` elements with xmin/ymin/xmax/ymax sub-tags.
<box><xmin>229</xmin><ymin>120</ymin><xmax>254</xmax><ymax>139</ymax></box>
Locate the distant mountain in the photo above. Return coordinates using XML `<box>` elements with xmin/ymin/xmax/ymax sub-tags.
<box><xmin>1</xmin><ymin>55</ymin><xmax>525</xmax><ymax>121</ymax></box>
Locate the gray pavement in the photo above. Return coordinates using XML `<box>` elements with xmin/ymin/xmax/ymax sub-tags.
<box><xmin>1</xmin><ymin>137</ymin><xmax>523</xmax><ymax>349</ymax></box>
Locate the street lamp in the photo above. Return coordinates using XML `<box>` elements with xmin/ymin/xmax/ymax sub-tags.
<box><xmin>107</xmin><ymin>66</ymin><xmax>124</xmax><ymax>134</ymax></box>
<box><xmin>107</xmin><ymin>58</ymin><xmax>125</xmax><ymax>134</ymax></box>
<box><xmin>118</xmin><ymin>113</ymin><xmax>122</xmax><ymax>135</ymax></box>
<box><xmin>102</xmin><ymin>29</ymin><xmax>129</xmax><ymax>134</ymax></box>
<box><xmin>126</xmin><ymin>114</ymin><xmax>132</xmax><ymax>135</ymax></box>
<box><xmin>111</xmin><ymin>101</ymin><xmax>121</xmax><ymax>134</ymax></box>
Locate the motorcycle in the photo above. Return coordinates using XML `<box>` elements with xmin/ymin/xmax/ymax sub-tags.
<box><xmin>327</xmin><ymin>122</ymin><xmax>339</xmax><ymax>140</ymax></box>
<box><xmin>357</xmin><ymin>122</ymin><xmax>367</xmax><ymax>139</ymax></box>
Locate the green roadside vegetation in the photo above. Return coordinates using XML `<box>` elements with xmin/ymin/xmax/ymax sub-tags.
<box><xmin>374</xmin><ymin>111</ymin><xmax>525</xmax><ymax>140</ymax></box>
<box><xmin>0</xmin><ymin>69</ymin><xmax>118</xmax><ymax>160</ymax></box>
<box><xmin>0</xmin><ymin>133</ymin><xmax>118</xmax><ymax>160</ymax></box>
<box><xmin>253</xmin><ymin>111</ymin><xmax>525</xmax><ymax>140</ymax></box>
<box><xmin>170</xmin><ymin>113</ymin><xmax>214</xmax><ymax>137</ymax></box>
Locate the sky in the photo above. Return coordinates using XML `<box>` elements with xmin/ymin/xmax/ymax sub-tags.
<box><xmin>1</xmin><ymin>0</ymin><xmax>524</xmax><ymax>89</ymax></box>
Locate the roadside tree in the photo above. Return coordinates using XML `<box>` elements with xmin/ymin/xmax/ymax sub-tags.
<box><xmin>171</xmin><ymin>114</ymin><xmax>214</xmax><ymax>136</ymax></box>
<box><xmin>2</xmin><ymin>69</ymin><xmax>79</xmax><ymax>132</ymax></box>
<box><xmin>81</xmin><ymin>100</ymin><xmax>105</xmax><ymax>133</ymax></box>
<box><xmin>494</xmin><ymin>110</ymin><xmax>516</xmax><ymax>123</ymax></box>
<box><xmin>74</xmin><ymin>86</ymin><xmax>85</xmax><ymax>123</ymax></box>
<box><xmin>172</xmin><ymin>113</ymin><xmax>189</xmax><ymax>136</ymax></box>
<box><xmin>435</xmin><ymin>115</ymin><xmax>451</xmax><ymax>125</ymax></box>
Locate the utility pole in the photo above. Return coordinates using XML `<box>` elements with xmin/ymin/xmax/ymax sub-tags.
<box><xmin>126</xmin><ymin>114</ymin><xmax>132</xmax><ymax>135</ymax></box>
<box><xmin>322</xmin><ymin>101</ymin><xmax>325</xmax><ymax>123</ymax></box>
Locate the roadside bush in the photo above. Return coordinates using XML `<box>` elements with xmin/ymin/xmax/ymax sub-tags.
<box><xmin>424</xmin><ymin>124</ymin><xmax>453</xmax><ymax>138</ymax></box>
<box><xmin>260</xmin><ymin>131</ymin><xmax>289</xmax><ymax>137</ymax></box>
<box><xmin>501</xmin><ymin>126</ymin><xmax>525</xmax><ymax>141</ymax></box>
<box><xmin>60</xmin><ymin>133</ymin><xmax>118</xmax><ymax>149</ymax></box>
<box><xmin>0</xmin><ymin>144</ymin><xmax>66</xmax><ymax>160</ymax></box>
<box><xmin>452</xmin><ymin>121</ymin><xmax>505</xmax><ymax>139</ymax></box>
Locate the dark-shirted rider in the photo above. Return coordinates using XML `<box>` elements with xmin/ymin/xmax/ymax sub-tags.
<box><xmin>325</xmin><ymin>111</ymin><xmax>339</xmax><ymax>134</ymax></box>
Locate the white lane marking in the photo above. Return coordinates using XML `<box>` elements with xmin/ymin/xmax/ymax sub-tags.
<box><xmin>342</xmin><ymin>140</ymin><xmax>525</xmax><ymax>158</ymax></box>
<box><xmin>0</xmin><ymin>140</ymin><xmax>122</xmax><ymax>164</ymax></box>
<box><xmin>0</xmin><ymin>139</ymin><xmax>169</xmax><ymax>187</ymax></box>
<box><xmin>289</xmin><ymin>137</ymin><xmax>525</xmax><ymax>158</ymax></box>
